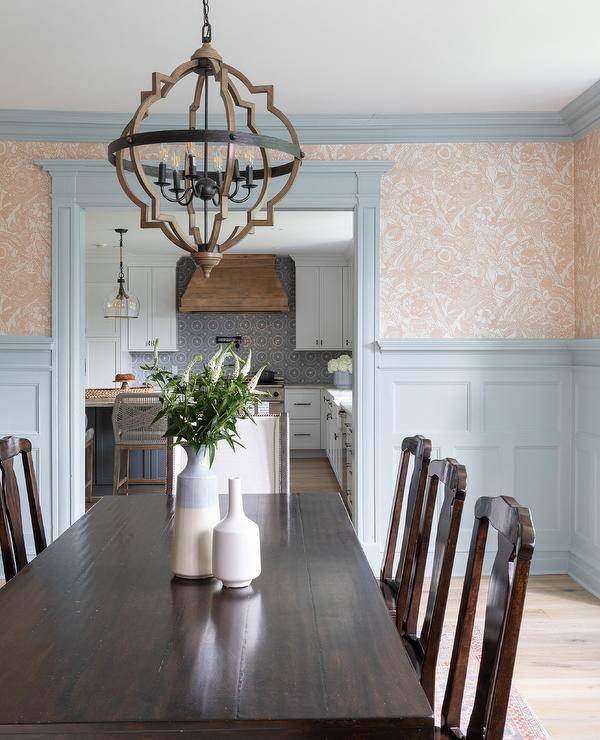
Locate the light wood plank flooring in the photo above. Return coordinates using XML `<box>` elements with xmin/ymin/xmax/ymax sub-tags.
<box><xmin>443</xmin><ymin>574</ymin><xmax>600</xmax><ymax>739</ymax></box>
<box><xmin>290</xmin><ymin>456</ymin><xmax>341</xmax><ymax>493</ymax></box>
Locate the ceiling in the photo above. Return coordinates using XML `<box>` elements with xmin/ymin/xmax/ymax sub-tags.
<box><xmin>85</xmin><ymin>209</ymin><xmax>354</xmax><ymax>257</ymax></box>
<box><xmin>1</xmin><ymin>1</ymin><xmax>599</xmax><ymax>115</ymax></box>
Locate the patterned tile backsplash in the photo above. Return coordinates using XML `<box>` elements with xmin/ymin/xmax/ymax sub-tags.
<box><xmin>130</xmin><ymin>256</ymin><xmax>350</xmax><ymax>385</ymax></box>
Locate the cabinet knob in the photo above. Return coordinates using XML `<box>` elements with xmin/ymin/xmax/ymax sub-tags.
<box><xmin>315</xmin><ymin>339</ymin><xmax>319</xmax><ymax>346</ymax></box>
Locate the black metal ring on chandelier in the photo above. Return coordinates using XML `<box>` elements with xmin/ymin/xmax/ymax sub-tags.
<box><xmin>108</xmin><ymin>128</ymin><xmax>304</xmax><ymax>173</ymax></box>
<box><xmin>114</xmin><ymin>156</ymin><xmax>296</xmax><ymax>183</ymax></box>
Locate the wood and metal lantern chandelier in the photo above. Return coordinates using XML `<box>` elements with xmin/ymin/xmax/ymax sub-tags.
<box><xmin>108</xmin><ymin>0</ymin><xmax>303</xmax><ymax>278</ymax></box>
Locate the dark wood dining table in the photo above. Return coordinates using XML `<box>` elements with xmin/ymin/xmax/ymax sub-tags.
<box><xmin>0</xmin><ymin>493</ymin><xmax>433</xmax><ymax>738</ymax></box>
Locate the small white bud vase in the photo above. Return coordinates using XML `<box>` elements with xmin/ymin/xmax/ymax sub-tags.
<box><xmin>213</xmin><ymin>477</ymin><xmax>261</xmax><ymax>588</ymax></box>
<box><xmin>171</xmin><ymin>445</ymin><xmax>221</xmax><ymax>579</ymax></box>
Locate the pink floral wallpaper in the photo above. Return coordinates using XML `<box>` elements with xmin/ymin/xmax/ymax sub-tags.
<box><xmin>0</xmin><ymin>139</ymin><xmax>579</xmax><ymax>338</ymax></box>
<box><xmin>574</xmin><ymin>128</ymin><xmax>600</xmax><ymax>338</ymax></box>
<box><xmin>0</xmin><ymin>141</ymin><xmax>105</xmax><ymax>334</ymax></box>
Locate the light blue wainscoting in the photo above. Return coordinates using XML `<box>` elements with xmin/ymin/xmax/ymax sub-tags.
<box><xmin>375</xmin><ymin>339</ymin><xmax>575</xmax><ymax>579</ymax></box>
<box><xmin>0</xmin><ymin>337</ymin><xmax>54</xmax><ymax>576</ymax></box>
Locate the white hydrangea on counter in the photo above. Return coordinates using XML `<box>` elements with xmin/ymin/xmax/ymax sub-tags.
<box><xmin>327</xmin><ymin>354</ymin><xmax>352</xmax><ymax>374</ymax></box>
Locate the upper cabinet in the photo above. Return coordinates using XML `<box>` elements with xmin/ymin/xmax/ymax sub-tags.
<box><xmin>127</xmin><ymin>266</ymin><xmax>177</xmax><ymax>351</ymax></box>
<box><xmin>293</xmin><ymin>257</ymin><xmax>352</xmax><ymax>351</ymax></box>
<box><xmin>342</xmin><ymin>264</ymin><xmax>353</xmax><ymax>349</ymax></box>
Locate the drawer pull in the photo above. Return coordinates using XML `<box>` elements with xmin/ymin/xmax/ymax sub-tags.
<box><xmin>293</xmin><ymin>402</ymin><xmax>312</xmax><ymax>406</ymax></box>
<box><xmin>293</xmin><ymin>433</ymin><xmax>311</xmax><ymax>437</ymax></box>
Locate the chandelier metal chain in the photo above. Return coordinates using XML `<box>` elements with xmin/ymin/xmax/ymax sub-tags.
<box><xmin>201</xmin><ymin>0</ymin><xmax>211</xmax><ymax>43</ymax></box>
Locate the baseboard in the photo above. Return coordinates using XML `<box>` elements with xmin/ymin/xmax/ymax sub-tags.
<box><xmin>568</xmin><ymin>550</ymin><xmax>600</xmax><ymax>599</ymax></box>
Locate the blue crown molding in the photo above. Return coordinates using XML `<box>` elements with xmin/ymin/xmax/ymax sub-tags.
<box><xmin>3</xmin><ymin>76</ymin><xmax>600</xmax><ymax>144</ymax></box>
<box><xmin>561</xmin><ymin>79</ymin><xmax>600</xmax><ymax>139</ymax></box>
<box><xmin>0</xmin><ymin>108</ymin><xmax>573</xmax><ymax>144</ymax></box>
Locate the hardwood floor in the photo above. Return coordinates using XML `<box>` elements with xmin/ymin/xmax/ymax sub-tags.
<box><xmin>443</xmin><ymin>574</ymin><xmax>600</xmax><ymax>739</ymax></box>
<box><xmin>290</xmin><ymin>456</ymin><xmax>341</xmax><ymax>493</ymax></box>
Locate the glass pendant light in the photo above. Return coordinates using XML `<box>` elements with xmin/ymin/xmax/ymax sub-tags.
<box><xmin>103</xmin><ymin>228</ymin><xmax>140</xmax><ymax>319</ymax></box>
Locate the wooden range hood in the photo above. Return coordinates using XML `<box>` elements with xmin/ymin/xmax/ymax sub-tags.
<box><xmin>180</xmin><ymin>254</ymin><xmax>289</xmax><ymax>313</ymax></box>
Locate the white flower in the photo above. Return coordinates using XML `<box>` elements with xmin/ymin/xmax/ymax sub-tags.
<box><xmin>247</xmin><ymin>365</ymin><xmax>265</xmax><ymax>391</ymax></box>
<box><xmin>328</xmin><ymin>354</ymin><xmax>352</xmax><ymax>374</ymax></box>
<box><xmin>239</xmin><ymin>350</ymin><xmax>252</xmax><ymax>378</ymax></box>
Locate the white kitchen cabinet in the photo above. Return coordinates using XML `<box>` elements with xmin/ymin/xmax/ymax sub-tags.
<box><xmin>86</xmin><ymin>337</ymin><xmax>120</xmax><ymax>389</ymax></box>
<box><xmin>293</xmin><ymin>258</ymin><xmax>350</xmax><ymax>351</ymax></box>
<box><xmin>319</xmin><ymin>266</ymin><xmax>343</xmax><ymax>349</ymax></box>
<box><xmin>286</xmin><ymin>387</ymin><xmax>322</xmax><ymax>450</ymax></box>
<box><xmin>127</xmin><ymin>266</ymin><xmax>177</xmax><ymax>351</ymax></box>
<box><xmin>342</xmin><ymin>264</ymin><xmax>353</xmax><ymax>350</ymax></box>
<box><xmin>294</xmin><ymin>266</ymin><xmax>321</xmax><ymax>350</ymax></box>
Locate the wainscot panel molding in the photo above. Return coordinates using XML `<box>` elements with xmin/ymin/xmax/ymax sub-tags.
<box><xmin>571</xmin><ymin>359</ymin><xmax>600</xmax><ymax>598</ymax></box>
<box><xmin>0</xmin><ymin>109</ymin><xmax>574</xmax><ymax>143</ymax></box>
<box><xmin>0</xmin><ymin>336</ymin><xmax>55</xmax><ymax>577</ymax></box>
<box><xmin>374</xmin><ymin>339</ymin><xmax>573</xmax><ymax>579</ymax></box>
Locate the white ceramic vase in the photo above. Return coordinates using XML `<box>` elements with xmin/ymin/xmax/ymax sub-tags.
<box><xmin>212</xmin><ymin>477</ymin><xmax>261</xmax><ymax>588</ymax></box>
<box><xmin>333</xmin><ymin>370</ymin><xmax>352</xmax><ymax>389</ymax></box>
<box><xmin>171</xmin><ymin>445</ymin><xmax>221</xmax><ymax>579</ymax></box>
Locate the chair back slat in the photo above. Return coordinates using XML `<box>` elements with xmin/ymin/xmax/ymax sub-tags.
<box><xmin>0</xmin><ymin>436</ymin><xmax>47</xmax><ymax>581</ymax></box>
<box><xmin>381</xmin><ymin>435</ymin><xmax>431</xmax><ymax>583</ymax></box>
<box><xmin>399</xmin><ymin>457</ymin><xmax>467</xmax><ymax>706</ymax></box>
<box><xmin>441</xmin><ymin>496</ymin><xmax>535</xmax><ymax>740</ymax></box>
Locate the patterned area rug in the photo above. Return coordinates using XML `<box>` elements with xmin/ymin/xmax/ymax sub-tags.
<box><xmin>435</xmin><ymin>626</ymin><xmax>550</xmax><ymax>739</ymax></box>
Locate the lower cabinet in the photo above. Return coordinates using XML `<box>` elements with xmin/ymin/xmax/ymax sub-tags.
<box><xmin>285</xmin><ymin>388</ymin><xmax>322</xmax><ymax>450</ymax></box>
<box><xmin>289</xmin><ymin>420</ymin><xmax>321</xmax><ymax>449</ymax></box>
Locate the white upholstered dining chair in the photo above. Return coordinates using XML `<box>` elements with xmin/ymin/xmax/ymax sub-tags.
<box><xmin>171</xmin><ymin>413</ymin><xmax>290</xmax><ymax>495</ymax></box>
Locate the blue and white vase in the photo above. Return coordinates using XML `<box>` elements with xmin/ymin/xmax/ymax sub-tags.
<box><xmin>171</xmin><ymin>445</ymin><xmax>220</xmax><ymax>579</ymax></box>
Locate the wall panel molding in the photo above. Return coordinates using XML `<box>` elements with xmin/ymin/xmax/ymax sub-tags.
<box><xmin>0</xmin><ymin>336</ymin><xmax>54</xmax><ymax>576</ymax></box>
<box><xmin>375</xmin><ymin>341</ymin><xmax>573</xmax><ymax>578</ymax></box>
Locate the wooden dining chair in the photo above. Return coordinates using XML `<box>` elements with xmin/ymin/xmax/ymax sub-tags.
<box><xmin>379</xmin><ymin>434</ymin><xmax>432</xmax><ymax>620</ymax></box>
<box><xmin>438</xmin><ymin>496</ymin><xmax>535</xmax><ymax>740</ymax></box>
<box><xmin>0</xmin><ymin>436</ymin><xmax>47</xmax><ymax>581</ymax></box>
<box><xmin>398</xmin><ymin>457</ymin><xmax>467</xmax><ymax>707</ymax></box>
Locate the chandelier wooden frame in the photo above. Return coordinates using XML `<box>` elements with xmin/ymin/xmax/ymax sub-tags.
<box><xmin>108</xmin><ymin>42</ymin><xmax>303</xmax><ymax>276</ymax></box>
